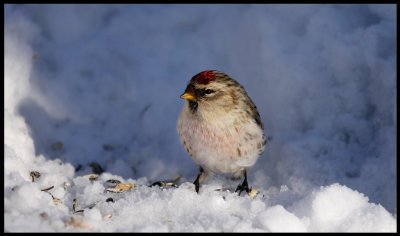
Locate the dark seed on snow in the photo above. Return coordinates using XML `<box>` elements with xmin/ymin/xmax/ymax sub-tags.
<box><xmin>106</xmin><ymin>197</ymin><xmax>114</xmax><ymax>203</ymax></box>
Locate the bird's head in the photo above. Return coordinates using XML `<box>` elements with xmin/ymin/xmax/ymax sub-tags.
<box><xmin>180</xmin><ymin>70</ymin><xmax>244</xmax><ymax>113</ymax></box>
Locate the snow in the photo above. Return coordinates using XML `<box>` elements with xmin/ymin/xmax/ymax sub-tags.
<box><xmin>4</xmin><ymin>4</ymin><xmax>396</xmax><ymax>232</ymax></box>
<box><xmin>255</xmin><ymin>205</ymin><xmax>307</xmax><ymax>232</ymax></box>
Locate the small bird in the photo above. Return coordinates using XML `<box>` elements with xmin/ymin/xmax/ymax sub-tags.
<box><xmin>177</xmin><ymin>70</ymin><xmax>266</xmax><ymax>194</ymax></box>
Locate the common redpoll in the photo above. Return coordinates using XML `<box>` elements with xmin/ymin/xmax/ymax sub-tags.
<box><xmin>177</xmin><ymin>70</ymin><xmax>266</xmax><ymax>194</ymax></box>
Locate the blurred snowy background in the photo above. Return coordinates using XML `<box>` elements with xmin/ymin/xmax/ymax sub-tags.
<box><xmin>4</xmin><ymin>4</ymin><xmax>396</xmax><ymax>232</ymax></box>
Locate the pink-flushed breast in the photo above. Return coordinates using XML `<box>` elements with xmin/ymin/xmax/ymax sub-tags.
<box><xmin>178</xmin><ymin>109</ymin><xmax>262</xmax><ymax>174</ymax></box>
<box><xmin>181</xmin><ymin>118</ymin><xmax>236</xmax><ymax>155</ymax></box>
<box><xmin>191</xmin><ymin>70</ymin><xmax>215</xmax><ymax>85</ymax></box>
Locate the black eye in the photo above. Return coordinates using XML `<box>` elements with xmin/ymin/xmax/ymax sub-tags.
<box><xmin>205</xmin><ymin>89</ymin><xmax>214</xmax><ymax>94</ymax></box>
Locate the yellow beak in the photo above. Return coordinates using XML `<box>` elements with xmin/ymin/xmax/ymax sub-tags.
<box><xmin>180</xmin><ymin>92</ymin><xmax>196</xmax><ymax>101</ymax></box>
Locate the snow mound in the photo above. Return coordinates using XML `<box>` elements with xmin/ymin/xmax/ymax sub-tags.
<box><xmin>4</xmin><ymin>4</ymin><xmax>396</xmax><ymax>232</ymax></box>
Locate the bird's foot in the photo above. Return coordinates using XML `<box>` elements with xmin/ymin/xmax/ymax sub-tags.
<box><xmin>235</xmin><ymin>183</ymin><xmax>251</xmax><ymax>196</ymax></box>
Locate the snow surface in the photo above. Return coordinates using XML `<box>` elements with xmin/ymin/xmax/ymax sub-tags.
<box><xmin>4</xmin><ymin>4</ymin><xmax>397</xmax><ymax>232</ymax></box>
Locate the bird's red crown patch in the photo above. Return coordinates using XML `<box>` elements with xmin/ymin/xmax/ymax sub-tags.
<box><xmin>192</xmin><ymin>70</ymin><xmax>215</xmax><ymax>85</ymax></box>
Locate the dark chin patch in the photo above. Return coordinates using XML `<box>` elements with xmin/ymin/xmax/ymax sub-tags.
<box><xmin>189</xmin><ymin>101</ymin><xmax>198</xmax><ymax>112</ymax></box>
<box><xmin>192</xmin><ymin>70</ymin><xmax>215</xmax><ymax>85</ymax></box>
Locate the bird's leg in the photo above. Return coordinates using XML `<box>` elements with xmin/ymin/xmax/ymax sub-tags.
<box><xmin>235</xmin><ymin>169</ymin><xmax>251</xmax><ymax>195</ymax></box>
<box><xmin>193</xmin><ymin>167</ymin><xmax>204</xmax><ymax>193</ymax></box>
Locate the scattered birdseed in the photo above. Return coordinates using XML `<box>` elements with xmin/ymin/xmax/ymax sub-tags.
<box><xmin>30</xmin><ymin>171</ymin><xmax>41</xmax><ymax>182</ymax></box>
<box><xmin>41</xmin><ymin>186</ymin><xmax>54</xmax><ymax>192</ymax></box>
<box><xmin>104</xmin><ymin>179</ymin><xmax>121</xmax><ymax>188</ymax></box>
<box><xmin>72</xmin><ymin>198</ymin><xmax>84</xmax><ymax>213</ymax></box>
<box><xmin>106</xmin><ymin>183</ymin><xmax>134</xmax><ymax>193</ymax></box>
<box><xmin>248</xmin><ymin>188</ymin><xmax>260</xmax><ymax>199</ymax></box>
<box><xmin>150</xmin><ymin>181</ymin><xmax>178</xmax><ymax>188</ymax></box>
<box><xmin>149</xmin><ymin>176</ymin><xmax>181</xmax><ymax>188</ymax></box>
<box><xmin>52</xmin><ymin>197</ymin><xmax>62</xmax><ymax>205</ymax></box>
<box><xmin>106</xmin><ymin>197</ymin><xmax>114</xmax><ymax>203</ymax></box>
<box><xmin>82</xmin><ymin>174</ymin><xmax>99</xmax><ymax>181</ymax></box>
